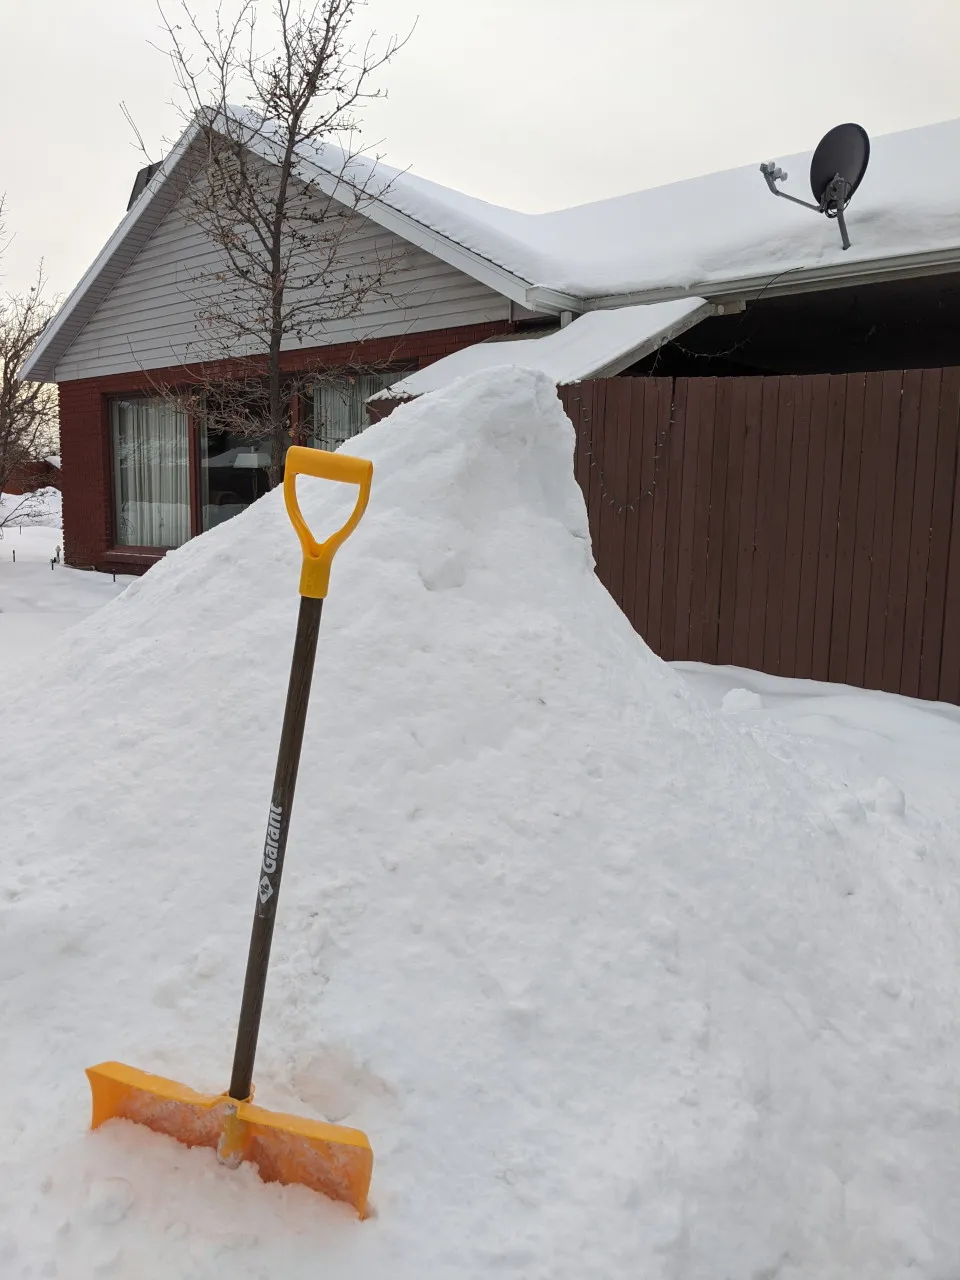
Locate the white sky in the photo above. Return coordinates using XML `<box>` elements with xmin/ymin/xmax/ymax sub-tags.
<box><xmin>1</xmin><ymin>0</ymin><xmax>959</xmax><ymax>297</ymax></box>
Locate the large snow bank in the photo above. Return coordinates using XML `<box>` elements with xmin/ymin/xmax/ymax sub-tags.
<box><xmin>2</xmin><ymin>369</ymin><xmax>960</xmax><ymax>1279</ymax></box>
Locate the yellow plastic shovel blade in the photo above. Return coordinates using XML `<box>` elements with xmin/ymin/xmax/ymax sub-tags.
<box><xmin>86</xmin><ymin>1062</ymin><xmax>373</xmax><ymax>1215</ymax></box>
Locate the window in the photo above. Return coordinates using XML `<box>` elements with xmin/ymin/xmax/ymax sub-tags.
<box><xmin>199</xmin><ymin>427</ymin><xmax>274</xmax><ymax>531</ymax></box>
<box><xmin>111</xmin><ymin>397</ymin><xmax>190</xmax><ymax>547</ymax></box>
<box><xmin>112</xmin><ymin>375</ymin><xmax>376</xmax><ymax>553</ymax></box>
<box><xmin>312</xmin><ymin>371</ymin><xmax>405</xmax><ymax>451</ymax></box>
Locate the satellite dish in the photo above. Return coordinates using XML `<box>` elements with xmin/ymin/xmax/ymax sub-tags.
<box><xmin>759</xmin><ymin>123</ymin><xmax>871</xmax><ymax>251</ymax></box>
<box><xmin>810</xmin><ymin>123</ymin><xmax>870</xmax><ymax>209</ymax></box>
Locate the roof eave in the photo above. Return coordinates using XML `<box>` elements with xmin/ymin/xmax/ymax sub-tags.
<box><xmin>581</xmin><ymin>244</ymin><xmax>960</xmax><ymax>311</ymax></box>
<box><xmin>20</xmin><ymin>121</ymin><xmax>202</xmax><ymax>383</ymax></box>
<box><xmin>279</xmin><ymin>148</ymin><xmax>583</xmax><ymax>316</ymax></box>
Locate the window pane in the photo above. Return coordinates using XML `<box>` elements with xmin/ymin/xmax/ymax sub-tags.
<box><xmin>312</xmin><ymin>371</ymin><xmax>405</xmax><ymax>450</ymax></box>
<box><xmin>111</xmin><ymin>397</ymin><xmax>190</xmax><ymax>547</ymax></box>
<box><xmin>200</xmin><ymin>428</ymin><xmax>273</xmax><ymax>531</ymax></box>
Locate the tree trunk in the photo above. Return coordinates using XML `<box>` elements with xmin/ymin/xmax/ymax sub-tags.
<box><xmin>267</xmin><ymin>315</ymin><xmax>285</xmax><ymax>489</ymax></box>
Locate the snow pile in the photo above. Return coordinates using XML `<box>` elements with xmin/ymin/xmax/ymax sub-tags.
<box><xmin>2</xmin><ymin>369</ymin><xmax>960</xmax><ymax>1279</ymax></box>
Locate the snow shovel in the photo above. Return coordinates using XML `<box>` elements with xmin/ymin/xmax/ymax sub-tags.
<box><xmin>86</xmin><ymin>445</ymin><xmax>375</xmax><ymax>1215</ymax></box>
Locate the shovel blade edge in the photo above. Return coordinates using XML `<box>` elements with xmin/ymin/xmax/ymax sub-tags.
<box><xmin>86</xmin><ymin>1061</ymin><xmax>373</xmax><ymax>1215</ymax></box>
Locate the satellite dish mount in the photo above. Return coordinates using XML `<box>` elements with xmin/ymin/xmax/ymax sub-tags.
<box><xmin>759</xmin><ymin>123</ymin><xmax>870</xmax><ymax>251</ymax></box>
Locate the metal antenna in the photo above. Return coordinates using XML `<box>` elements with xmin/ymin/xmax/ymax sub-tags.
<box><xmin>758</xmin><ymin>124</ymin><xmax>870</xmax><ymax>252</ymax></box>
<box><xmin>759</xmin><ymin>162</ymin><xmax>851</xmax><ymax>250</ymax></box>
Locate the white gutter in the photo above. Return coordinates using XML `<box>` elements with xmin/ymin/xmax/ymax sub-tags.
<box><xmin>582</xmin><ymin>244</ymin><xmax>960</xmax><ymax>311</ymax></box>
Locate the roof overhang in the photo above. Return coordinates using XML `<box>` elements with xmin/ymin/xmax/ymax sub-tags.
<box><xmin>583</xmin><ymin>244</ymin><xmax>960</xmax><ymax>312</ymax></box>
<box><xmin>20</xmin><ymin>124</ymin><xmax>204</xmax><ymax>383</ymax></box>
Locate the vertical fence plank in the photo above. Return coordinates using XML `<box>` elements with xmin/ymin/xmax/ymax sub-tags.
<box><xmin>810</xmin><ymin>374</ymin><xmax>848</xmax><ymax>681</ymax></box>
<box><xmin>646</xmin><ymin>380</ymin><xmax>675</xmax><ymax>655</ymax></box>
<box><xmin>660</xmin><ymin>378</ymin><xmax>688</xmax><ymax>661</ymax></box>
<box><xmin>846</xmin><ymin>373</ymin><xmax>884</xmax><ymax>687</ymax></box>
<box><xmin>631</xmin><ymin>380</ymin><xmax>661</xmax><ymax>643</ymax></box>
<box><xmin>731</xmin><ymin>377</ymin><xmax>763</xmax><ymax>669</ymax></box>
<box><xmin>794</xmin><ymin>375</ymin><xmax>830</xmax><ymax>678</ymax></box>
<box><xmin>702</xmin><ymin>377</ymin><xmax>733</xmax><ymax>664</ymax></box>
<box><xmin>921</xmin><ymin>369</ymin><xmax>960</xmax><ymax>699</ymax></box>
<box><xmin>586</xmin><ymin>380</ymin><xmax>609</xmax><ymax>587</ymax></box>
<box><xmin>748</xmin><ymin>378</ymin><xmax>780</xmax><ymax>671</ymax></box>
<box><xmin>594</xmin><ymin>379</ymin><xmax>624</xmax><ymax>606</ymax></box>
<box><xmin>882</xmin><ymin>369</ymin><xmax>923</xmax><ymax>692</ymax></box>
<box><xmin>763</xmin><ymin>376</ymin><xmax>796</xmax><ymax>673</ymax></box>
<box><xmin>609</xmin><ymin>379</ymin><xmax>634</xmax><ymax>613</ymax></box>
<box><xmin>687</xmin><ymin>378</ymin><xmax>718</xmax><ymax>662</ymax></box>
<box><xmin>901</xmin><ymin>368</ymin><xmax>942</xmax><ymax>698</ymax></box>
<box><xmin>936</xmin><ymin>371</ymin><xmax>960</xmax><ymax>702</ymax></box>
<box><xmin>779</xmin><ymin>376</ymin><xmax>813</xmax><ymax>677</ymax></box>
<box><xmin>593</xmin><ymin>379</ymin><xmax>618</xmax><ymax>602</ymax></box>
<box><xmin>570</xmin><ymin>382</ymin><xmax>601</xmax><ymax>562</ymax></box>
<box><xmin>716</xmin><ymin>378</ymin><xmax>748</xmax><ymax>666</ymax></box>
<box><xmin>568</xmin><ymin>385</ymin><xmax>591</xmax><ymax>497</ymax></box>
<box><xmin>672</xmin><ymin>378</ymin><xmax>701</xmax><ymax>660</ymax></box>
<box><xmin>619</xmin><ymin>379</ymin><xmax>647</xmax><ymax>635</ymax></box>
<box><xmin>827</xmin><ymin>372</ymin><xmax>866</xmax><ymax>684</ymax></box>
<box><xmin>863</xmin><ymin>371</ymin><xmax>904</xmax><ymax>689</ymax></box>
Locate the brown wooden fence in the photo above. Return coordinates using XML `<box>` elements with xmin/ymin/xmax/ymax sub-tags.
<box><xmin>560</xmin><ymin>369</ymin><xmax>960</xmax><ymax>702</ymax></box>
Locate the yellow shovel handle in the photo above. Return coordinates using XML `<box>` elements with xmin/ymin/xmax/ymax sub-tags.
<box><xmin>283</xmin><ymin>445</ymin><xmax>373</xmax><ymax>598</ymax></box>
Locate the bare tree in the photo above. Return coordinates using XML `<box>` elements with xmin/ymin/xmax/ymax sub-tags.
<box><xmin>156</xmin><ymin>0</ymin><xmax>409</xmax><ymax>484</ymax></box>
<box><xmin>0</xmin><ymin>249</ymin><xmax>59</xmax><ymax>530</ymax></box>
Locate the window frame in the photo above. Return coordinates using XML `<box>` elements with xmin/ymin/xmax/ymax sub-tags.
<box><xmin>106</xmin><ymin>373</ymin><xmax>398</xmax><ymax>555</ymax></box>
<box><xmin>107</xmin><ymin>394</ymin><xmax>193</xmax><ymax>553</ymax></box>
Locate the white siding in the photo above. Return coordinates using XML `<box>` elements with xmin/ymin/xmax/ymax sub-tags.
<box><xmin>54</xmin><ymin>190</ymin><xmax>510</xmax><ymax>381</ymax></box>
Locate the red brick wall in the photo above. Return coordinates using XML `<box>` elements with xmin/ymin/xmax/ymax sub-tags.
<box><xmin>58</xmin><ymin>320</ymin><xmax>514</xmax><ymax>573</ymax></box>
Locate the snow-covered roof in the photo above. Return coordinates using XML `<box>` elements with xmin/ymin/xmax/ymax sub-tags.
<box><xmin>373</xmin><ymin>299</ymin><xmax>711</xmax><ymax>399</ymax></box>
<box><xmin>359</xmin><ymin>117</ymin><xmax>960</xmax><ymax>302</ymax></box>
<box><xmin>22</xmin><ymin>111</ymin><xmax>960</xmax><ymax>383</ymax></box>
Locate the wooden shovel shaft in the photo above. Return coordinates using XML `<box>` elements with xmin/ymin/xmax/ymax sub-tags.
<box><xmin>229</xmin><ymin>595</ymin><xmax>324</xmax><ymax>1102</ymax></box>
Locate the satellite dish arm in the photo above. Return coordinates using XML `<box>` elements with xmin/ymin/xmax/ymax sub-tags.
<box><xmin>821</xmin><ymin>174</ymin><xmax>852</xmax><ymax>250</ymax></box>
<box><xmin>759</xmin><ymin>163</ymin><xmax>821</xmax><ymax>212</ymax></box>
<box><xmin>759</xmin><ymin>162</ymin><xmax>853</xmax><ymax>250</ymax></box>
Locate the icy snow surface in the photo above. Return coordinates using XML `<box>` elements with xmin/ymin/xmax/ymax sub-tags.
<box><xmin>372</xmin><ymin>300</ymin><xmax>708</xmax><ymax>400</ymax></box>
<box><xmin>2</xmin><ymin>370</ymin><xmax>960</xmax><ymax>1279</ymax></box>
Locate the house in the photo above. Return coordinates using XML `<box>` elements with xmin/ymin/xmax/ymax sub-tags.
<box><xmin>4</xmin><ymin>455</ymin><xmax>61</xmax><ymax>495</ymax></box>
<box><xmin>20</xmin><ymin>113</ymin><xmax>960</xmax><ymax>702</ymax></box>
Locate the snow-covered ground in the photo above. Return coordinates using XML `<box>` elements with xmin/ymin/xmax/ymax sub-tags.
<box><xmin>2</xmin><ymin>373</ymin><xmax>960</xmax><ymax>1279</ymax></box>
<box><xmin>677</xmin><ymin>662</ymin><xmax>960</xmax><ymax>836</ymax></box>
<box><xmin>0</xmin><ymin>491</ymin><xmax>132</xmax><ymax>687</ymax></box>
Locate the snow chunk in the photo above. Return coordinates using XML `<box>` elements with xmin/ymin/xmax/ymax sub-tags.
<box><xmin>720</xmin><ymin>687</ymin><xmax>764</xmax><ymax>713</ymax></box>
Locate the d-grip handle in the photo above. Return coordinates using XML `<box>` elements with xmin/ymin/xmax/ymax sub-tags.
<box><xmin>283</xmin><ymin>445</ymin><xmax>373</xmax><ymax>599</ymax></box>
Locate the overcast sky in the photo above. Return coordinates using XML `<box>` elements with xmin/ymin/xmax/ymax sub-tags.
<box><xmin>1</xmin><ymin>0</ymin><xmax>959</xmax><ymax>297</ymax></box>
